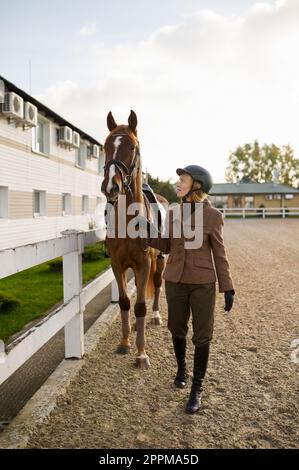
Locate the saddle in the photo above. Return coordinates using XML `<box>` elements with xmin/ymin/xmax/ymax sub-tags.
<box><xmin>142</xmin><ymin>183</ymin><xmax>162</xmax><ymax>231</ymax></box>
<box><xmin>142</xmin><ymin>183</ymin><xmax>158</xmax><ymax>205</ymax></box>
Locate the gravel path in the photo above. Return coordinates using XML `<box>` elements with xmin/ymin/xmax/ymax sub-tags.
<box><xmin>27</xmin><ymin>220</ymin><xmax>299</xmax><ymax>449</ymax></box>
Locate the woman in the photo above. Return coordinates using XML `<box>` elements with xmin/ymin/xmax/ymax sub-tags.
<box><xmin>147</xmin><ymin>165</ymin><xmax>235</xmax><ymax>414</ymax></box>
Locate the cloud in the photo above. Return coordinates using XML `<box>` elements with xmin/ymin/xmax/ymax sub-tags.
<box><xmin>39</xmin><ymin>0</ymin><xmax>299</xmax><ymax>183</ymax></box>
<box><xmin>79</xmin><ymin>22</ymin><xmax>97</xmax><ymax>37</ymax></box>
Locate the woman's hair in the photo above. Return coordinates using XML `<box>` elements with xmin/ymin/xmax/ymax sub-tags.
<box><xmin>180</xmin><ymin>180</ymin><xmax>208</xmax><ymax>203</ymax></box>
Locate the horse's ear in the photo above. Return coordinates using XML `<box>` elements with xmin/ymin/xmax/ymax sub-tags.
<box><xmin>128</xmin><ymin>110</ymin><xmax>137</xmax><ymax>135</ymax></box>
<box><xmin>107</xmin><ymin>111</ymin><xmax>117</xmax><ymax>131</ymax></box>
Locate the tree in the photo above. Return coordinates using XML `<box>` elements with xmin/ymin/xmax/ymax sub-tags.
<box><xmin>225</xmin><ymin>140</ymin><xmax>299</xmax><ymax>188</ymax></box>
<box><xmin>147</xmin><ymin>174</ymin><xmax>178</xmax><ymax>203</ymax></box>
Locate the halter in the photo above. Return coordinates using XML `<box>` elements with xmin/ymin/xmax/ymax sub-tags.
<box><xmin>103</xmin><ymin>133</ymin><xmax>140</xmax><ymax>200</ymax></box>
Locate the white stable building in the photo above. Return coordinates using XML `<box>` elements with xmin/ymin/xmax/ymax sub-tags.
<box><xmin>0</xmin><ymin>76</ymin><xmax>106</xmax><ymax>251</ymax></box>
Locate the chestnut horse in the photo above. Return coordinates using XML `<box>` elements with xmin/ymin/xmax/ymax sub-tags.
<box><xmin>101</xmin><ymin>110</ymin><xmax>167</xmax><ymax>368</ymax></box>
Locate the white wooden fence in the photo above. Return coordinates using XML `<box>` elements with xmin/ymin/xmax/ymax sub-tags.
<box><xmin>0</xmin><ymin>229</ymin><xmax>119</xmax><ymax>386</ymax></box>
<box><xmin>219</xmin><ymin>207</ymin><xmax>299</xmax><ymax>219</ymax></box>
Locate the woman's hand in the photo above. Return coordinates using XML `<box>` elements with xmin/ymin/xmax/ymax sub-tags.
<box><xmin>224</xmin><ymin>290</ymin><xmax>235</xmax><ymax>312</ymax></box>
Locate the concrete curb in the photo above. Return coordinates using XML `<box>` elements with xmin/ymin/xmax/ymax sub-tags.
<box><xmin>0</xmin><ymin>279</ymin><xmax>136</xmax><ymax>449</ymax></box>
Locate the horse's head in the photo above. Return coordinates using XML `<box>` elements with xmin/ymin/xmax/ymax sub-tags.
<box><xmin>101</xmin><ymin>110</ymin><xmax>140</xmax><ymax>202</ymax></box>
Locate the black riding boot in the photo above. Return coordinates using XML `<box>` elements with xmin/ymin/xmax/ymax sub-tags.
<box><xmin>172</xmin><ymin>336</ymin><xmax>188</xmax><ymax>389</ymax></box>
<box><xmin>186</xmin><ymin>343</ymin><xmax>210</xmax><ymax>414</ymax></box>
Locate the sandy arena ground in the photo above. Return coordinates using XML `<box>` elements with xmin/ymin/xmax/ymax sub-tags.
<box><xmin>26</xmin><ymin>219</ymin><xmax>299</xmax><ymax>449</ymax></box>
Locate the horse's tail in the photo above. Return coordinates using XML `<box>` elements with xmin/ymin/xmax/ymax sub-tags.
<box><xmin>146</xmin><ymin>252</ymin><xmax>156</xmax><ymax>300</ymax></box>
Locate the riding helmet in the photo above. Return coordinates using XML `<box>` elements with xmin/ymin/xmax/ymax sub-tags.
<box><xmin>176</xmin><ymin>165</ymin><xmax>213</xmax><ymax>194</ymax></box>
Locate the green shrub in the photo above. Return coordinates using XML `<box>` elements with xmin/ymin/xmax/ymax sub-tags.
<box><xmin>47</xmin><ymin>242</ymin><xmax>107</xmax><ymax>272</ymax></box>
<box><xmin>47</xmin><ymin>243</ymin><xmax>107</xmax><ymax>271</ymax></box>
<box><xmin>48</xmin><ymin>259</ymin><xmax>63</xmax><ymax>272</ymax></box>
<box><xmin>83</xmin><ymin>243</ymin><xmax>105</xmax><ymax>262</ymax></box>
<box><xmin>0</xmin><ymin>292</ymin><xmax>20</xmax><ymax>314</ymax></box>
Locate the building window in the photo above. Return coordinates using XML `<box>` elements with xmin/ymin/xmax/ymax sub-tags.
<box><xmin>32</xmin><ymin>115</ymin><xmax>50</xmax><ymax>155</ymax></box>
<box><xmin>273</xmin><ymin>194</ymin><xmax>282</xmax><ymax>200</ymax></box>
<box><xmin>34</xmin><ymin>190</ymin><xmax>46</xmax><ymax>216</ymax></box>
<box><xmin>62</xmin><ymin>193</ymin><xmax>71</xmax><ymax>215</ymax></box>
<box><xmin>82</xmin><ymin>195</ymin><xmax>89</xmax><ymax>214</ymax></box>
<box><xmin>0</xmin><ymin>186</ymin><xmax>8</xmax><ymax>218</ymax></box>
<box><xmin>245</xmin><ymin>196</ymin><xmax>254</xmax><ymax>208</ymax></box>
<box><xmin>209</xmin><ymin>195</ymin><xmax>228</xmax><ymax>208</ymax></box>
<box><xmin>98</xmin><ymin>152</ymin><xmax>105</xmax><ymax>175</ymax></box>
<box><xmin>265</xmin><ymin>194</ymin><xmax>273</xmax><ymax>200</ymax></box>
<box><xmin>76</xmin><ymin>143</ymin><xmax>87</xmax><ymax>169</ymax></box>
<box><xmin>285</xmin><ymin>194</ymin><xmax>294</xmax><ymax>200</ymax></box>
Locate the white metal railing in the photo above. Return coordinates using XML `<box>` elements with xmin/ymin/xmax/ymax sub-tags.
<box><xmin>218</xmin><ymin>207</ymin><xmax>299</xmax><ymax>219</ymax></box>
<box><xmin>0</xmin><ymin>228</ymin><xmax>120</xmax><ymax>386</ymax></box>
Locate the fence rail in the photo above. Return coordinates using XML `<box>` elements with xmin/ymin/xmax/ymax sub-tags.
<box><xmin>0</xmin><ymin>229</ymin><xmax>120</xmax><ymax>386</ymax></box>
<box><xmin>219</xmin><ymin>207</ymin><xmax>299</xmax><ymax>219</ymax></box>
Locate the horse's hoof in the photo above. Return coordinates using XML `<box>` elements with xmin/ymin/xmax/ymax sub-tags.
<box><xmin>134</xmin><ymin>356</ymin><xmax>150</xmax><ymax>369</ymax></box>
<box><xmin>150</xmin><ymin>311</ymin><xmax>162</xmax><ymax>326</ymax></box>
<box><xmin>150</xmin><ymin>317</ymin><xmax>163</xmax><ymax>326</ymax></box>
<box><xmin>116</xmin><ymin>345</ymin><xmax>130</xmax><ymax>355</ymax></box>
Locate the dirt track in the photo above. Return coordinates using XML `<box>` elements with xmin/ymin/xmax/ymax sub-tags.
<box><xmin>27</xmin><ymin>219</ymin><xmax>299</xmax><ymax>449</ymax></box>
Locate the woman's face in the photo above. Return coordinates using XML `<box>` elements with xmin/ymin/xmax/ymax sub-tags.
<box><xmin>176</xmin><ymin>173</ymin><xmax>193</xmax><ymax>198</ymax></box>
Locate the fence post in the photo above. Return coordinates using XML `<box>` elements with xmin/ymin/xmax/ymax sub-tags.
<box><xmin>242</xmin><ymin>208</ymin><xmax>245</xmax><ymax>219</ymax></box>
<box><xmin>263</xmin><ymin>208</ymin><xmax>266</xmax><ymax>219</ymax></box>
<box><xmin>223</xmin><ymin>208</ymin><xmax>226</xmax><ymax>219</ymax></box>
<box><xmin>63</xmin><ymin>234</ymin><xmax>84</xmax><ymax>359</ymax></box>
<box><xmin>282</xmin><ymin>208</ymin><xmax>286</xmax><ymax>219</ymax></box>
<box><xmin>111</xmin><ymin>278</ymin><xmax>119</xmax><ymax>302</ymax></box>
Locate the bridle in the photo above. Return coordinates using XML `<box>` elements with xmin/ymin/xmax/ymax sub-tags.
<box><xmin>103</xmin><ymin>133</ymin><xmax>140</xmax><ymax>201</ymax></box>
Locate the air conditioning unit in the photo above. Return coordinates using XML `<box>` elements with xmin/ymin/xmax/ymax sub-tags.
<box><xmin>89</xmin><ymin>144</ymin><xmax>100</xmax><ymax>159</ymax></box>
<box><xmin>72</xmin><ymin>131</ymin><xmax>80</xmax><ymax>148</ymax></box>
<box><xmin>0</xmin><ymin>92</ymin><xmax>24</xmax><ymax>120</ymax></box>
<box><xmin>58</xmin><ymin>126</ymin><xmax>73</xmax><ymax>146</ymax></box>
<box><xmin>23</xmin><ymin>102</ymin><xmax>38</xmax><ymax>127</ymax></box>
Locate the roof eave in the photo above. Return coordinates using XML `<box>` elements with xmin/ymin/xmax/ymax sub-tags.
<box><xmin>0</xmin><ymin>75</ymin><xmax>103</xmax><ymax>148</ymax></box>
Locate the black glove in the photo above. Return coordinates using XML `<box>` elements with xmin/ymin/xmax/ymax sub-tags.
<box><xmin>224</xmin><ymin>290</ymin><xmax>235</xmax><ymax>312</ymax></box>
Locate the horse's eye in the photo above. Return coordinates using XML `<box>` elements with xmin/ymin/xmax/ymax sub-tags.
<box><xmin>131</xmin><ymin>145</ymin><xmax>135</xmax><ymax>151</ymax></box>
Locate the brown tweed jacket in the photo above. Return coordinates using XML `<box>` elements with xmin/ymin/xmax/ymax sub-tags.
<box><xmin>149</xmin><ymin>199</ymin><xmax>234</xmax><ymax>292</ymax></box>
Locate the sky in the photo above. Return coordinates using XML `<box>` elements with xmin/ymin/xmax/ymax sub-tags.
<box><xmin>1</xmin><ymin>0</ymin><xmax>299</xmax><ymax>183</ymax></box>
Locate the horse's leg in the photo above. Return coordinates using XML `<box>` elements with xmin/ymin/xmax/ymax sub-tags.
<box><xmin>134</xmin><ymin>259</ymin><xmax>151</xmax><ymax>369</ymax></box>
<box><xmin>151</xmin><ymin>253</ymin><xmax>165</xmax><ymax>326</ymax></box>
<box><xmin>114</xmin><ymin>268</ymin><xmax>131</xmax><ymax>355</ymax></box>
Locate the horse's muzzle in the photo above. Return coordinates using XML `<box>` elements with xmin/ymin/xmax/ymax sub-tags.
<box><xmin>101</xmin><ymin>181</ymin><xmax>120</xmax><ymax>200</ymax></box>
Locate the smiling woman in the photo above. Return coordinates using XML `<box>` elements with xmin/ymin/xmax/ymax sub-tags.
<box><xmin>148</xmin><ymin>164</ymin><xmax>235</xmax><ymax>414</ymax></box>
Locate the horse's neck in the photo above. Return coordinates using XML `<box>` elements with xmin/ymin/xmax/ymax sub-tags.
<box><xmin>116</xmin><ymin>168</ymin><xmax>147</xmax><ymax>219</ymax></box>
<box><xmin>132</xmin><ymin>167</ymin><xmax>144</xmax><ymax>204</ymax></box>
<box><xmin>127</xmin><ymin>167</ymin><xmax>146</xmax><ymax>212</ymax></box>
